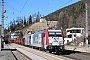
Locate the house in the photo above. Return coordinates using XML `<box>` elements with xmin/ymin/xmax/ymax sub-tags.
<box><xmin>64</xmin><ymin>28</ymin><xmax>85</xmax><ymax>44</ymax></box>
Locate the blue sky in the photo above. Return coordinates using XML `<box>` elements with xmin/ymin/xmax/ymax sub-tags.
<box><xmin>0</xmin><ymin>0</ymin><xmax>81</xmax><ymax>29</ymax></box>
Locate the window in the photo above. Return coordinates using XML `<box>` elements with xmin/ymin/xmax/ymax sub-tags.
<box><xmin>74</xmin><ymin>34</ymin><xmax>76</xmax><ymax>37</ymax></box>
<box><xmin>49</xmin><ymin>31</ymin><xmax>62</xmax><ymax>37</ymax></box>
<box><xmin>56</xmin><ymin>32</ymin><xmax>62</xmax><ymax>37</ymax></box>
<box><xmin>68</xmin><ymin>35</ymin><xmax>72</xmax><ymax>38</ymax></box>
<box><xmin>49</xmin><ymin>32</ymin><xmax>55</xmax><ymax>37</ymax></box>
<box><xmin>69</xmin><ymin>30</ymin><xmax>81</xmax><ymax>33</ymax></box>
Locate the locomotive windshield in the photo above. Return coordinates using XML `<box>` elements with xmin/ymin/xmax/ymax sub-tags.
<box><xmin>48</xmin><ymin>31</ymin><xmax>62</xmax><ymax>37</ymax></box>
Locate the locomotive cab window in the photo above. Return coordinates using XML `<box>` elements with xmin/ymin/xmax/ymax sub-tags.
<box><xmin>49</xmin><ymin>32</ymin><xmax>55</xmax><ymax>37</ymax></box>
<box><xmin>56</xmin><ymin>32</ymin><xmax>62</xmax><ymax>37</ymax></box>
<box><xmin>49</xmin><ymin>31</ymin><xmax>62</xmax><ymax>37</ymax></box>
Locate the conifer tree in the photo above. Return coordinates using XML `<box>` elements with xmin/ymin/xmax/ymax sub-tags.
<box><xmin>28</xmin><ymin>15</ymin><xmax>32</xmax><ymax>25</ymax></box>
<box><xmin>24</xmin><ymin>16</ymin><xmax>26</xmax><ymax>27</ymax></box>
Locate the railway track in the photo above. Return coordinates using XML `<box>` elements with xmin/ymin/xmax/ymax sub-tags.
<box><xmin>2</xmin><ymin>44</ymin><xmax>30</xmax><ymax>60</ymax></box>
<box><xmin>6</xmin><ymin>44</ymin><xmax>18</xmax><ymax>60</ymax></box>
<box><xmin>10</xmin><ymin>43</ymin><xmax>72</xmax><ymax>60</ymax></box>
<box><xmin>30</xmin><ymin>46</ymin><xmax>90</xmax><ymax>60</ymax></box>
<box><xmin>8</xmin><ymin>43</ymin><xmax>90</xmax><ymax>60</ymax></box>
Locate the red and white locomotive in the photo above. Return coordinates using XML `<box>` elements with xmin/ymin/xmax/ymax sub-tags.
<box><xmin>10</xmin><ymin>29</ymin><xmax>65</xmax><ymax>53</ymax></box>
<box><xmin>25</xmin><ymin>29</ymin><xmax>64</xmax><ymax>53</ymax></box>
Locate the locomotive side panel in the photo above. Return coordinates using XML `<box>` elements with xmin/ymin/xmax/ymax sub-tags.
<box><xmin>25</xmin><ymin>34</ymin><xmax>31</xmax><ymax>46</ymax></box>
<box><xmin>31</xmin><ymin>30</ymin><xmax>45</xmax><ymax>48</ymax></box>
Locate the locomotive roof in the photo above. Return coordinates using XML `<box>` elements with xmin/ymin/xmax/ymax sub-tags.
<box><xmin>26</xmin><ymin>34</ymin><xmax>31</xmax><ymax>37</ymax></box>
<box><xmin>34</xmin><ymin>29</ymin><xmax>62</xmax><ymax>35</ymax></box>
<box><xmin>34</xmin><ymin>30</ymin><xmax>45</xmax><ymax>35</ymax></box>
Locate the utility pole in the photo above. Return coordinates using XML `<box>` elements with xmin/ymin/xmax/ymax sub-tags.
<box><xmin>0</xmin><ymin>25</ymin><xmax>2</xmax><ymax>51</ymax></box>
<box><xmin>46</xmin><ymin>17</ymin><xmax>49</xmax><ymax>26</ymax></box>
<box><xmin>1</xmin><ymin>0</ymin><xmax>4</xmax><ymax>49</ymax></box>
<box><xmin>85</xmin><ymin>3</ymin><xmax>88</xmax><ymax>47</ymax></box>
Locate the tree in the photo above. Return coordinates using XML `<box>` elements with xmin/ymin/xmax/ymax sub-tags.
<box><xmin>24</xmin><ymin>16</ymin><xmax>26</xmax><ymax>27</ymax></box>
<box><xmin>28</xmin><ymin>15</ymin><xmax>32</xmax><ymax>25</ymax></box>
<box><xmin>21</xmin><ymin>18</ymin><xmax>24</xmax><ymax>27</ymax></box>
<box><xmin>19</xmin><ymin>17</ymin><xmax>23</xmax><ymax>28</ymax></box>
<box><xmin>26</xmin><ymin>20</ymin><xmax>29</xmax><ymax>26</ymax></box>
<box><xmin>68</xmin><ymin>16</ymin><xmax>73</xmax><ymax>28</ymax></box>
<box><xmin>12</xmin><ymin>19</ymin><xmax>15</xmax><ymax>30</ymax></box>
<box><xmin>57</xmin><ymin>11</ymin><xmax>69</xmax><ymax>30</ymax></box>
<box><xmin>9</xmin><ymin>21</ymin><xmax>14</xmax><ymax>31</ymax></box>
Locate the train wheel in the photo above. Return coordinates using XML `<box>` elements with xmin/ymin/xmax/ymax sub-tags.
<box><xmin>32</xmin><ymin>46</ymin><xmax>34</xmax><ymax>49</ymax></box>
<box><xmin>49</xmin><ymin>49</ymin><xmax>52</xmax><ymax>53</ymax></box>
<box><xmin>45</xmin><ymin>50</ymin><xmax>49</xmax><ymax>53</ymax></box>
<box><xmin>38</xmin><ymin>47</ymin><xmax>41</xmax><ymax>50</ymax></box>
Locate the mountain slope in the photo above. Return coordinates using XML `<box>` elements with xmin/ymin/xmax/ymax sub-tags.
<box><xmin>45</xmin><ymin>1</ymin><xmax>90</xmax><ymax>30</ymax></box>
<box><xmin>22</xmin><ymin>0</ymin><xmax>90</xmax><ymax>36</ymax></box>
<box><xmin>23</xmin><ymin>21</ymin><xmax>57</xmax><ymax>37</ymax></box>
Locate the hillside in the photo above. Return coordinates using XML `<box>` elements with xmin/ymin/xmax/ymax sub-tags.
<box><xmin>45</xmin><ymin>0</ymin><xmax>90</xmax><ymax>31</ymax></box>
<box><xmin>22</xmin><ymin>21</ymin><xmax>57</xmax><ymax>37</ymax></box>
<box><xmin>21</xmin><ymin>0</ymin><xmax>90</xmax><ymax>37</ymax></box>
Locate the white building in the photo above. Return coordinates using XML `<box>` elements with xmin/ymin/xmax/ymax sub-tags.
<box><xmin>40</xmin><ymin>18</ymin><xmax>46</xmax><ymax>22</ymax></box>
<box><xmin>64</xmin><ymin>28</ymin><xmax>85</xmax><ymax>44</ymax></box>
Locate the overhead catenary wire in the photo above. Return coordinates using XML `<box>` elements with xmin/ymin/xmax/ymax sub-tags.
<box><xmin>5</xmin><ymin>0</ymin><xmax>72</xmax><ymax>20</ymax></box>
<box><xmin>41</xmin><ymin>0</ymin><xmax>72</xmax><ymax>14</ymax></box>
<box><xmin>60</xmin><ymin>0</ymin><xmax>72</xmax><ymax>8</ymax></box>
<box><xmin>40</xmin><ymin>0</ymin><xmax>54</xmax><ymax>13</ymax></box>
<box><xmin>4</xmin><ymin>0</ymin><xmax>73</xmax><ymax>30</ymax></box>
<box><xmin>5</xmin><ymin>2</ymin><xmax>28</xmax><ymax>17</ymax></box>
<box><xmin>44</xmin><ymin>0</ymin><xmax>72</xmax><ymax>26</ymax></box>
<box><xmin>5</xmin><ymin>0</ymin><xmax>72</xmax><ymax>18</ymax></box>
<box><xmin>4</xmin><ymin>1</ymin><xmax>28</xmax><ymax>29</ymax></box>
<box><xmin>18</xmin><ymin>0</ymin><xmax>28</xmax><ymax>17</ymax></box>
<box><xmin>54</xmin><ymin>0</ymin><xmax>72</xmax><ymax>15</ymax></box>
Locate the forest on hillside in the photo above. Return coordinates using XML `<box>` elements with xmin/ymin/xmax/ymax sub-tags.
<box><xmin>45</xmin><ymin>0</ymin><xmax>90</xmax><ymax>31</ymax></box>
<box><xmin>44</xmin><ymin>0</ymin><xmax>90</xmax><ymax>44</ymax></box>
<box><xmin>4</xmin><ymin>15</ymin><xmax>32</xmax><ymax>34</ymax></box>
<box><xmin>5</xmin><ymin>11</ymin><xmax>41</xmax><ymax>34</ymax></box>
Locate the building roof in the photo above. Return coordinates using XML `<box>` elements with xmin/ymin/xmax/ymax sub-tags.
<box><xmin>66</xmin><ymin>28</ymin><xmax>84</xmax><ymax>31</ymax></box>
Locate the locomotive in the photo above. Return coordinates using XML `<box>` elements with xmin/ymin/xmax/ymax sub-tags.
<box><xmin>10</xmin><ymin>29</ymin><xmax>64</xmax><ymax>53</ymax></box>
<box><xmin>25</xmin><ymin>29</ymin><xmax>65</xmax><ymax>53</ymax></box>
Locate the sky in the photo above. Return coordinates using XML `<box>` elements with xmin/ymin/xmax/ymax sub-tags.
<box><xmin>0</xmin><ymin>0</ymin><xmax>81</xmax><ymax>29</ymax></box>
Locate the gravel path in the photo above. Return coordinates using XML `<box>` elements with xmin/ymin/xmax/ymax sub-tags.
<box><xmin>0</xmin><ymin>44</ymin><xmax>29</xmax><ymax>60</ymax></box>
<box><xmin>0</xmin><ymin>50</ymin><xmax>16</xmax><ymax>60</ymax></box>
<box><xmin>62</xmin><ymin>50</ymin><xmax>90</xmax><ymax>60</ymax></box>
<box><xmin>0</xmin><ymin>50</ymin><xmax>29</xmax><ymax>60</ymax></box>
